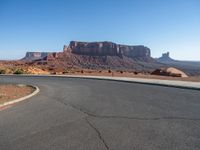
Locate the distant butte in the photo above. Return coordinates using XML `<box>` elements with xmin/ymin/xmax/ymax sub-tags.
<box><xmin>157</xmin><ymin>52</ymin><xmax>175</xmax><ymax>62</ymax></box>
<box><xmin>22</xmin><ymin>52</ymin><xmax>51</xmax><ymax>61</ymax></box>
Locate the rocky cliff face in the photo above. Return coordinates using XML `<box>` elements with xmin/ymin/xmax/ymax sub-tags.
<box><xmin>66</xmin><ymin>41</ymin><xmax>151</xmax><ymax>58</ymax></box>
<box><xmin>22</xmin><ymin>52</ymin><xmax>51</xmax><ymax>61</ymax></box>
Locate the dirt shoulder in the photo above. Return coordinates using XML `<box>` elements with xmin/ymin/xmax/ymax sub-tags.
<box><xmin>63</xmin><ymin>70</ymin><xmax>200</xmax><ymax>82</ymax></box>
<box><xmin>0</xmin><ymin>84</ymin><xmax>35</xmax><ymax>104</ymax></box>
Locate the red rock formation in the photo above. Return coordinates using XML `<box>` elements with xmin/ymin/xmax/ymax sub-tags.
<box><xmin>24</xmin><ymin>41</ymin><xmax>156</xmax><ymax>71</ymax></box>
<box><xmin>151</xmin><ymin>67</ymin><xmax>188</xmax><ymax>77</ymax></box>
<box><xmin>66</xmin><ymin>41</ymin><xmax>151</xmax><ymax>58</ymax></box>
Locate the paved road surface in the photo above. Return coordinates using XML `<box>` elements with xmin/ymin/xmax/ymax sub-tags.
<box><xmin>0</xmin><ymin>76</ymin><xmax>200</xmax><ymax>150</ymax></box>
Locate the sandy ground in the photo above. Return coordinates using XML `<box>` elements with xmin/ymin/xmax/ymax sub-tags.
<box><xmin>0</xmin><ymin>84</ymin><xmax>34</xmax><ymax>104</ymax></box>
<box><xmin>1</xmin><ymin>64</ymin><xmax>200</xmax><ymax>82</ymax></box>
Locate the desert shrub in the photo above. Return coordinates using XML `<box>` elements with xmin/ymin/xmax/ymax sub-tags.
<box><xmin>108</xmin><ymin>70</ymin><xmax>112</xmax><ymax>73</ymax></box>
<box><xmin>0</xmin><ymin>69</ymin><xmax>6</xmax><ymax>74</ymax></box>
<box><xmin>81</xmin><ymin>70</ymin><xmax>84</xmax><ymax>73</ymax></box>
<box><xmin>63</xmin><ymin>71</ymin><xmax>69</xmax><ymax>74</ymax></box>
<box><xmin>99</xmin><ymin>70</ymin><xmax>102</xmax><ymax>73</ymax></box>
<box><xmin>120</xmin><ymin>71</ymin><xmax>123</xmax><ymax>74</ymax></box>
<box><xmin>49</xmin><ymin>68</ymin><xmax>54</xmax><ymax>71</ymax></box>
<box><xmin>13</xmin><ymin>69</ymin><xmax>24</xmax><ymax>75</ymax></box>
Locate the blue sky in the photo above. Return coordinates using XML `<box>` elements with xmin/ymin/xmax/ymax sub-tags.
<box><xmin>0</xmin><ymin>0</ymin><xmax>200</xmax><ymax>60</ymax></box>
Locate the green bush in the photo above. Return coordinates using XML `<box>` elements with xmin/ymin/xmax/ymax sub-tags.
<box><xmin>0</xmin><ymin>69</ymin><xmax>6</xmax><ymax>74</ymax></box>
<box><xmin>13</xmin><ymin>69</ymin><xmax>24</xmax><ymax>75</ymax></box>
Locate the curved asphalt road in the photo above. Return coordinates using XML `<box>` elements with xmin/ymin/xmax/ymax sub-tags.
<box><xmin>0</xmin><ymin>76</ymin><xmax>200</xmax><ymax>150</ymax></box>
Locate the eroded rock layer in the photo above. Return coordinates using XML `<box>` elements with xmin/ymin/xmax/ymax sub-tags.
<box><xmin>66</xmin><ymin>41</ymin><xmax>151</xmax><ymax>58</ymax></box>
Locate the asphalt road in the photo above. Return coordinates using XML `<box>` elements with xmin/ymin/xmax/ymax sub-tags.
<box><xmin>0</xmin><ymin>76</ymin><xmax>200</xmax><ymax>150</ymax></box>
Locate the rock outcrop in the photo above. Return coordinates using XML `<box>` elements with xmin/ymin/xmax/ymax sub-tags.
<box><xmin>24</xmin><ymin>41</ymin><xmax>157</xmax><ymax>72</ymax></box>
<box><xmin>151</xmin><ymin>67</ymin><xmax>188</xmax><ymax>77</ymax></box>
<box><xmin>66</xmin><ymin>41</ymin><xmax>151</xmax><ymax>58</ymax></box>
<box><xmin>156</xmin><ymin>52</ymin><xmax>200</xmax><ymax>76</ymax></box>
<box><xmin>22</xmin><ymin>52</ymin><xmax>51</xmax><ymax>61</ymax></box>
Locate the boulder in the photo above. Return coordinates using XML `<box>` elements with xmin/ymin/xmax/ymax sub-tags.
<box><xmin>151</xmin><ymin>67</ymin><xmax>188</xmax><ymax>77</ymax></box>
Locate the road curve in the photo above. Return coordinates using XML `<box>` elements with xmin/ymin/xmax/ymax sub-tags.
<box><xmin>0</xmin><ymin>76</ymin><xmax>200</xmax><ymax>150</ymax></box>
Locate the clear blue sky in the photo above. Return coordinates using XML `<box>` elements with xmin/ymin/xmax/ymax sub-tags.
<box><xmin>0</xmin><ymin>0</ymin><xmax>200</xmax><ymax>60</ymax></box>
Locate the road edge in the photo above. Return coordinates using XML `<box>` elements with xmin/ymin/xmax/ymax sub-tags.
<box><xmin>0</xmin><ymin>85</ymin><xmax>40</xmax><ymax>108</ymax></box>
<box><xmin>1</xmin><ymin>74</ymin><xmax>200</xmax><ymax>90</ymax></box>
<box><xmin>63</xmin><ymin>75</ymin><xmax>200</xmax><ymax>90</ymax></box>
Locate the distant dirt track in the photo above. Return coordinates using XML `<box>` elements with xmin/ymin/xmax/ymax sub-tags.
<box><xmin>0</xmin><ymin>75</ymin><xmax>200</xmax><ymax>150</ymax></box>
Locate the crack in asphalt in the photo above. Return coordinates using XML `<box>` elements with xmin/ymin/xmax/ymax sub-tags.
<box><xmin>92</xmin><ymin>115</ymin><xmax>200</xmax><ymax>121</ymax></box>
<box><xmin>56</xmin><ymin>99</ymin><xmax>200</xmax><ymax>121</ymax></box>
<box><xmin>85</xmin><ymin>118</ymin><xmax>110</xmax><ymax>150</ymax></box>
<box><xmin>53</xmin><ymin>97</ymin><xmax>110</xmax><ymax>149</ymax></box>
<box><xmin>54</xmin><ymin>97</ymin><xmax>200</xmax><ymax>150</ymax></box>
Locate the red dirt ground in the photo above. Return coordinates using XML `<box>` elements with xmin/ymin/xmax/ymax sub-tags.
<box><xmin>0</xmin><ymin>84</ymin><xmax>34</xmax><ymax>104</ymax></box>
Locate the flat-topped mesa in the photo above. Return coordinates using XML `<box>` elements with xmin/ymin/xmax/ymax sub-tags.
<box><xmin>66</xmin><ymin>41</ymin><xmax>151</xmax><ymax>58</ymax></box>
<box><xmin>67</xmin><ymin>41</ymin><xmax>120</xmax><ymax>56</ymax></box>
<box><xmin>22</xmin><ymin>52</ymin><xmax>51</xmax><ymax>61</ymax></box>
